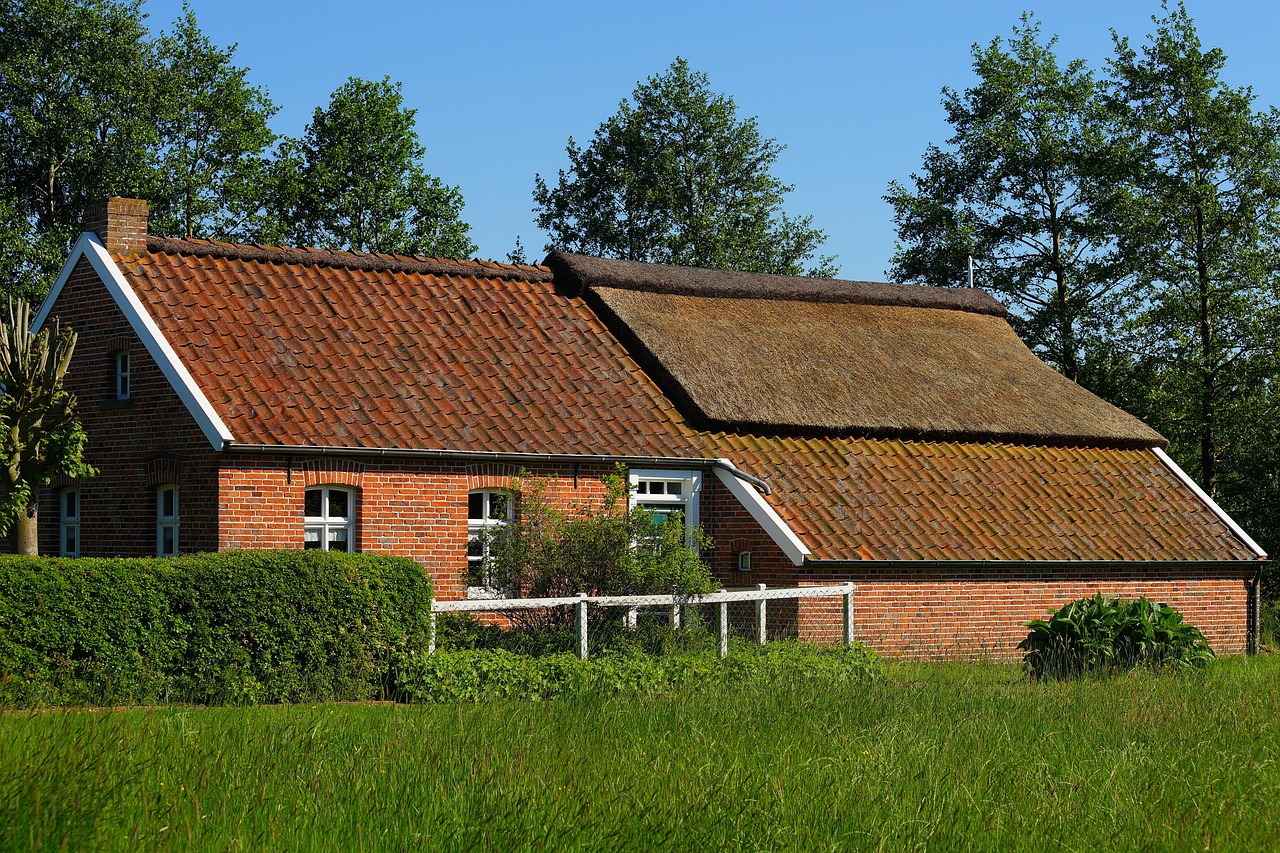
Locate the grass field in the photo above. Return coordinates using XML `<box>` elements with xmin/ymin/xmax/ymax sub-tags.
<box><xmin>2</xmin><ymin>655</ymin><xmax>1278</xmax><ymax>851</ymax></box>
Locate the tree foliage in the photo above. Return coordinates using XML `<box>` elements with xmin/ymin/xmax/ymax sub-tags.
<box><xmin>148</xmin><ymin>3</ymin><xmax>277</xmax><ymax>240</ymax></box>
<box><xmin>885</xmin><ymin>17</ymin><xmax>1129</xmax><ymax>381</ymax></box>
<box><xmin>0</xmin><ymin>300</ymin><xmax>95</xmax><ymax>555</ymax></box>
<box><xmin>486</xmin><ymin>467</ymin><xmax>717</xmax><ymax>600</ymax></box>
<box><xmin>0</xmin><ymin>0</ymin><xmax>156</xmax><ymax>298</ymax></box>
<box><xmin>1107</xmin><ymin>1</ymin><xmax>1280</xmax><ymax>499</ymax></box>
<box><xmin>263</xmin><ymin>77</ymin><xmax>474</xmax><ymax>258</ymax></box>
<box><xmin>534</xmin><ymin>58</ymin><xmax>835</xmax><ymax>277</ymax></box>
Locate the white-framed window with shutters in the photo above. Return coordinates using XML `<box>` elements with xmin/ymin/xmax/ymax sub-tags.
<box><xmin>304</xmin><ymin>486</ymin><xmax>355</xmax><ymax>552</ymax></box>
<box><xmin>156</xmin><ymin>484</ymin><xmax>179</xmax><ymax>555</ymax></box>
<box><xmin>60</xmin><ymin>488</ymin><xmax>80</xmax><ymax>557</ymax></box>
<box><xmin>467</xmin><ymin>489</ymin><xmax>512</xmax><ymax>595</ymax></box>
<box><xmin>115</xmin><ymin>350</ymin><xmax>130</xmax><ymax>400</ymax></box>
<box><xmin>628</xmin><ymin>469</ymin><xmax>702</xmax><ymax>539</ymax></box>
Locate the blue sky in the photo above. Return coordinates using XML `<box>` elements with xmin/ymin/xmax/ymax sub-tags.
<box><xmin>141</xmin><ymin>1</ymin><xmax>1280</xmax><ymax>280</ymax></box>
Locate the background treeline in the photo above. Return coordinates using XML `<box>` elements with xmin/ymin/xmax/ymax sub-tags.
<box><xmin>887</xmin><ymin>4</ymin><xmax>1280</xmax><ymax>573</ymax></box>
<box><xmin>0</xmin><ymin>0</ymin><xmax>475</xmax><ymax>302</ymax></box>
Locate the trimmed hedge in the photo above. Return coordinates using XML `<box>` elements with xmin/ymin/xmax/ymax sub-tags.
<box><xmin>398</xmin><ymin>643</ymin><xmax>884</xmax><ymax>703</ymax></box>
<box><xmin>0</xmin><ymin>550</ymin><xmax>432</xmax><ymax>706</ymax></box>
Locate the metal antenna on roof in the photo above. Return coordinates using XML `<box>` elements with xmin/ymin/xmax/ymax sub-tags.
<box><xmin>967</xmin><ymin>256</ymin><xmax>974</xmax><ymax>288</ymax></box>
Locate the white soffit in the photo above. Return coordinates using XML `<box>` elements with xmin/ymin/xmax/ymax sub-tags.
<box><xmin>1153</xmin><ymin>447</ymin><xmax>1266</xmax><ymax>558</ymax></box>
<box><xmin>32</xmin><ymin>233</ymin><xmax>234</xmax><ymax>452</ymax></box>
<box><xmin>713</xmin><ymin>459</ymin><xmax>812</xmax><ymax>566</ymax></box>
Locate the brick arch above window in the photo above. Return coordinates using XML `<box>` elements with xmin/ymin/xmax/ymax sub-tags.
<box><xmin>145</xmin><ymin>457</ymin><xmax>181</xmax><ymax>488</ymax></box>
<box><xmin>301</xmin><ymin>458</ymin><xmax>365</xmax><ymax>488</ymax></box>
<box><xmin>51</xmin><ymin>473</ymin><xmax>84</xmax><ymax>489</ymax></box>
<box><xmin>465</xmin><ymin>462</ymin><xmax>520</xmax><ymax>492</ymax></box>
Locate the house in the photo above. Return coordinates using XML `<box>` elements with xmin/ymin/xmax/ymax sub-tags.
<box><xmin>33</xmin><ymin>198</ymin><xmax>1265</xmax><ymax>658</ymax></box>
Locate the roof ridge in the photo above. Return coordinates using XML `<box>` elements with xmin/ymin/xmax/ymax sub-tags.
<box><xmin>146</xmin><ymin>235</ymin><xmax>556</xmax><ymax>283</ymax></box>
<box><xmin>544</xmin><ymin>250</ymin><xmax>1008</xmax><ymax>317</ymax></box>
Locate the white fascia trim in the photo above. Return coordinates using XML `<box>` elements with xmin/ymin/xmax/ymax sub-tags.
<box><xmin>712</xmin><ymin>459</ymin><xmax>812</xmax><ymax>567</ymax></box>
<box><xmin>1153</xmin><ymin>446</ymin><xmax>1266</xmax><ymax>558</ymax></box>
<box><xmin>33</xmin><ymin>233</ymin><xmax>234</xmax><ymax>452</ymax></box>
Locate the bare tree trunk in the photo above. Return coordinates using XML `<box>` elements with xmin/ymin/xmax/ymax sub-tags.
<box><xmin>14</xmin><ymin>502</ymin><xmax>38</xmax><ymax>556</ymax></box>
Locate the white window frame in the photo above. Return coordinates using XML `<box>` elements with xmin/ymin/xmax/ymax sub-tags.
<box><xmin>629</xmin><ymin>469</ymin><xmax>702</xmax><ymax>540</ymax></box>
<box><xmin>60</xmin><ymin>488</ymin><xmax>80</xmax><ymax>557</ymax></box>
<box><xmin>156</xmin><ymin>484</ymin><xmax>179</xmax><ymax>556</ymax></box>
<box><xmin>115</xmin><ymin>350</ymin><xmax>130</xmax><ymax>401</ymax></box>
<box><xmin>304</xmin><ymin>486</ymin><xmax>355</xmax><ymax>553</ymax></box>
<box><xmin>467</xmin><ymin>489</ymin><xmax>513</xmax><ymax>596</ymax></box>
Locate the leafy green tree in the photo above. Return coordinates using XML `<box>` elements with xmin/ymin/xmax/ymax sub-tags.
<box><xmin>0</xmin><ymin>0</ymin><xmax>156</xmax><ymax>296</ymax></box>
<box><xmin>885</xmin><ymin>17</ymin><xmax>1130</xmax><ymax>382</ymax></box>
<box><xmin>1107</xmin><ymin>2</ymin><xmax>1280</xmax><ymax>499</ymax></box>
<box><xmin>534</xmin><ymin>58</ymin><xmax>836</xmax><ymax>277</ymax></box>
<box><xmin>486</xmin><ymin>468</ymin><xmax>716</xmax><ymax>600</ymax></box>
<box><xmin>148</xmin><ymin>4</ymin><xmax>277</xmax><ymax>240</ymax></box>
<box><xmin>263</xmin><ymin>77</ymin><xmax>475</xmax><ymax>257</ymax></box>
<box><xmin>0</xmin><ymin>300</ymin><xmax>95</xmax><ymax>555</ymax></box>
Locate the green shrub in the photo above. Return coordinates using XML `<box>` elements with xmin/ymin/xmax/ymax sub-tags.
<box><xmin>1018</xmin><ymin>594</ymin><xmax>1214</xmax><ymax>679</ymax></box>
<box><xmin>0</xmin><ymin>550</ymin><xmax>432</xmax><ymax>706</ymax></box>
<box><xmin>398</xmin><ymin>642</ymin><xmax>883</xmax><ymax>703</ymax></box>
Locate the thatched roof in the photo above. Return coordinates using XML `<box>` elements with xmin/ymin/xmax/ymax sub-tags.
<box><xmin>546</xmin><ymin>252</ymin><xmax>1165</xmax><ymax>448</ymax></box>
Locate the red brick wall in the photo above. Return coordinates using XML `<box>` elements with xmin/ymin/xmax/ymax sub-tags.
<box><xmin>38</xmin><ymin>256</ymin><xmax>220</xmax><ymax>557</ymax></box>
<box><xmin>217</xmin><ymin>455</ymin><xmax>618</xmax><ymax>601</ymax></box>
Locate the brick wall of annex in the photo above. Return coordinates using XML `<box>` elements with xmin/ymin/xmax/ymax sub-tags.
<box><xmin>699</xmin><ymin>474</ymin><xmax>1253</xmax><ymax>659</ymax></box>
<box><xmin>217</xmin><ymin>455</ymin><xmax>619</xmax><ymax>601</ymax></box>
<box><xmin>37</xmin><ymin>256</ymin><xmax>220</xmax><ymax>556</ymax></box>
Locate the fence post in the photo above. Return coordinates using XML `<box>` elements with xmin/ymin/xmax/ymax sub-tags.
<box><xmin>625</xmin><ymin>606</ymin><xmax>638</xmax><ymax>630</ymax></box>
<box><xmin>756</xmin><ymin>583</ymin><xmax>767</xmax><ymax>645</ymax></box>
<box><xmin>428</xmin><ymin>610</ymin><xmax>437</xmax><ymax>655</ymax></box>
<box><xmin>843</xmin><ymin>583</ymin><xmax>854</xmax><ymax>647</ymax></box>
<box><xmin>717</xmin><ymin>601</ymin><xmax>729</xmax><ymax>658</ymax></box>
<box><xmin>576</xmin><ymin>593</ymin><xmax>589</xmax><ymax>659</ymax></box>
<box><xmin>669</xmin><ymin>597</ymin><xmax>682</xmax><ymax>630</ymax></box>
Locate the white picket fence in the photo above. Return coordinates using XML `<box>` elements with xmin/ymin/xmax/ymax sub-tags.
<box><xmin>430</xmin><ymin>582</ymin><xmax>855</xmax><ymax>659</ymax></box>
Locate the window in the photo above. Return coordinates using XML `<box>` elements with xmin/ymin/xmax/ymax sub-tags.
<box><xmin>737</xmin><ymin>551</ymin><xmax>752</xmax><ymax>572</ymax></box>
<box><xmin>156</xmin><ymin>485</ymin><xmax>179</xmax><ymax>555</ymax></box>
<box><xmin>467</xmin><ymin>489</ymin><xmax>512</xmax><ymax>592</ymax></box>
<box><xmin>60</xmin><ymin>488</ymin><xmax>79</xmax><ymax>557</ymax></box>
<box><xmin>629</xmin><ymin>469</ymin><xmax>702</xmax><ymax>536</ymax></box>
<box><xmin>115</xmin><ymin>351</ymin><xmax>130</xmax><ymax>400</ymax></box>
<box><xmin>304</xmin><ymin>486</ymin><xmax>354</xmax><ymax>552</ymax></box>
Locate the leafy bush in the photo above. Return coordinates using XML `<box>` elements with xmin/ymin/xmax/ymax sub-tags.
<box><xmin>398</xmin><ymin>642</ymin><xmax>883</xmax><ymax>703</ymax></box>
<box><xmin>486</xmin><ymin>466</ymin><xmax>718</xmax><ymax>599</ymax></box>
<box><xmin>1018</xmin><ymin>594</ymin><xmax>1214</xmax><ymax>679</ymax></box>
<box><xmin>0</xmin><ymin>550</ymin><xmax>432</xmax><ymax>706</ymax></box>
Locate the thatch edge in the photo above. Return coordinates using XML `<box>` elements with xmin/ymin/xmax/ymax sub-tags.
<box><xmin>545</xmin><ymin>250</ymin><xmax>1008</xmax><ymax>316</ymax></box>
<box><xmin>147</xmin><ymin>236</ymin><xmax>556</xmax><ymax>282</ymax></box>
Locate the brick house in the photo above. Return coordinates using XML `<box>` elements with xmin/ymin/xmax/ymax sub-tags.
<box><xmin>33</xmin><ymin>198</ymin><xmax>1266</xmax><ymax>657</ymax></box>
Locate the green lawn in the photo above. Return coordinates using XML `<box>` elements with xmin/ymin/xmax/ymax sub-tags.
<box><xmin>3</xmin><ymin>656</ymin><xmax>1278</xmax><ymax>851</ymax></box>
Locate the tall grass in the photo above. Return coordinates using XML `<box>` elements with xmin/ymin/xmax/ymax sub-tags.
<box><xmin>3</xmin><ymin>656</ymin><xmax>1278</xmax><ymax>850</ymax></box>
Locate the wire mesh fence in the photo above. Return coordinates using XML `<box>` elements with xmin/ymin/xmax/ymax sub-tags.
<box><xmin>430</xmin><ymin>584</ymin><xmax>854</xmax><ymax>658</ymax></box>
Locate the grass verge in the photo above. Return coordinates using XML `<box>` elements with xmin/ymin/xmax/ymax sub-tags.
<box><xmin>2</xmin><ymin>655</ymin><xmax>1278</xmax><ymax>850</ymax></box>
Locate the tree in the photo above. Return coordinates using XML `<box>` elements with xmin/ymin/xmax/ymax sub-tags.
<box><xmin>0</xmin><ymin>300</ymin><xmax>95</xmax><ymax>555</ymax></box>
<box><xmin>263</xmin><ymin>77</ymin><xmax>475</xmax><ymax>257</ymax></box>
<box><xmin>147</xmin><ymin>4</ymin><xmax>277</xmax><ymax>240</ymax></box>
<box><xmin>1107</xmin><ymin>2</ymin><xmax>1280</xmax><ymax>499</ymax></box>
<box><xmin>534</xmin><ymin>58</ymin><xmax>836</xmax><ymax>277</ymax></box>
<box><xmin>885</xmin><ymin>17</ymin><xmax>1130</xmax><ymax>382</ymax></box>
<box><xmin>0</xmin><ymin>0</ymin><xmax>157</xmax><ymax>297</ymax></box>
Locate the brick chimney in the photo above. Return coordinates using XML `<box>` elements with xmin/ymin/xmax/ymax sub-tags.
<box><xmin>83</xmin><ymin>197</ymin><xmax>149</xmax><ymax>254</ymax></box>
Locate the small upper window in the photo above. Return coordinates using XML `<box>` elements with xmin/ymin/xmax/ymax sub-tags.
<box><xmin>304</xmin><ymin>486</ymin><xmax>355</xmax><ymax>552</ymax></box>
<box><xmin>60</xmin><ymin>488</ymin><xmax>80</xmax><ymax>558</ymax></box>
<box><xmin>156</xmin><ymin>484</ymin><xmax>179</xmax><ymax>556</ymax></box>
<box><xmin>467</xmin><ymin>490</ymin><xmax>512</xmax><ymax>591</ymax></box>
<box><xmin>115</xmin><ymin>351</ymin><xmax>130</xmax><ymax>400</ymax></box>
<box><xmin>629</xmin><ymin>470</ymin><xmax>702</xmax><ymax>535</ymax></box>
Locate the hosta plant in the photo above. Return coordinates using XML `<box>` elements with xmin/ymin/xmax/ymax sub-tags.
<box><xmin>1018</xmin><ymin>593</ymin><xmax>1214</xmax><ymax>679</ymax></box>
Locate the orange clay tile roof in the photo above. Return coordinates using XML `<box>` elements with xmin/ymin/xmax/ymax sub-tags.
<box><xmin>110</xmin><ymin>238</ymin><xmax>1258</xmax><ymax>563</ymax></box>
